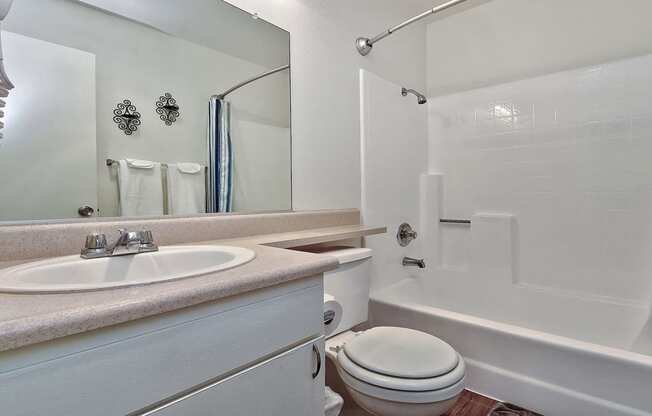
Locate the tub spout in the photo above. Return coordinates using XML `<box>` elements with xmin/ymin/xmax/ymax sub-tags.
<box><xmin>402</xmin><ymin>257</ymin><xmax>426</xmax><ymax>269</ymax></box>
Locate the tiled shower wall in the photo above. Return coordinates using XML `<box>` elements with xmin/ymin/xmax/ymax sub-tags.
<box><xmin>429</xmin><ymin>53</ymin><xmax>652</xmax><ymax>304</ymax></box>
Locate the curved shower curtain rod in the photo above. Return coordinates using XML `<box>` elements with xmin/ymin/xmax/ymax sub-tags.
<box><xmin>212</xmin><ymin>64</ymin><xmax>290</xmax><ymax>100</ymax></box>
<box><xmin>356</xmin><ymin>0</ymin><xmax>468</xmax><ymax>56</ymax></box>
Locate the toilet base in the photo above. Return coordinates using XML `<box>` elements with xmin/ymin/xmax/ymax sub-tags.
<box><xmin>345</xmin><ymin>386</ymin><xmax>459</xmax><ymax>416</ymax></box>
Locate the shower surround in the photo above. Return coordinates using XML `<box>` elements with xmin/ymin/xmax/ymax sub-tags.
<box><xmin>361</xmin><ymin>53</ymin><xmax>652</xmax><ymax>415</ymax></box>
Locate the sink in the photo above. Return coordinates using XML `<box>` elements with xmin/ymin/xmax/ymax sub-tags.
<box><xmin>0</xmin><ymin>245</ymin><xmax>256</xmax><ymax>293</ymax></box>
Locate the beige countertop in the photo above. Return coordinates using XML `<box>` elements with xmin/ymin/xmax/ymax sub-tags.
<box><xmin>0</xmin><ymin>224</ymin><xmax>385</xmax><ymax>353</ymax></box>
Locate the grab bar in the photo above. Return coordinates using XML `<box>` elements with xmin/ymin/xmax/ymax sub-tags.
<box><xmin>440</xmin><ymin>218</ymin><xmax>471</xmax><ymax>225</ymax></box>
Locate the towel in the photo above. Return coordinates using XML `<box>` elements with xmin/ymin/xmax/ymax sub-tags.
<box><xmin>117</xmin><ymin>159</ymin><xmax>164</xmax><ymax>216</ymax></box>
<box><xmin>166</xmin><ymin>162</ymin><xmax>205</xmax><ymax>215</ymax></box>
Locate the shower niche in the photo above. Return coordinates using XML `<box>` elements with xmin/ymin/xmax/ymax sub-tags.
<box><xmin>0</xmin><ymin>0</ymin><xmax>291</xmax><ymax>222</ymax></box>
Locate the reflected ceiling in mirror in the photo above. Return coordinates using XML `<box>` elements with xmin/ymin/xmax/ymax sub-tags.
<box><xmin>0</xmin><ymin>0</ymin><xmax>291</xmax><ymax>222</ymax></box>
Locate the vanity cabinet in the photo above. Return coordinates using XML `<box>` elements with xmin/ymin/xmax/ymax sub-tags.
<box><xmin>0</xmin><ymin>276</ymin><xmax>324</xmax><ymax>416</ymax></box>
<box><xmin>148</xmin><ymin>341</ymin><xmax>323</xmax><ymax>416</ymax></box>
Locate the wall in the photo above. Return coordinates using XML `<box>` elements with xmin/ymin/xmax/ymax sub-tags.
<box><xmin>426</xmin><ymin>0</ymin><xmax>652</xmax><ymax>96</ymax></box>
<box><xmin>230</xmin><ymin>118</ymin><xmax>291</xmax><ymax>211</ymax></box>
<box><xmin>2</xmin><ymin>0</ymin><xmax>438</xmax><ymax>219</ymax></box>
<box><xmin>426</xmin><ymin>0</ymin><xmax>652</xmax><ymax>304</ymax></box>
<box><xmin>360</xmin><ymin>70</ymin><xmax>427</xmax><ymax>292</ymax></box>
<box><xmin>4</xmin><ymin>0</ymin><xmax>291</xmax><ymax>217</ymax></box>
<box><xmin>78</xmin><ymin>0</ymin><xmax>290</xmax><ymax>69</ymax></box>
<box><xmin>225</xmin><ymin>0</ymin><xmax>433</xmax><ymax>210</ymax></box>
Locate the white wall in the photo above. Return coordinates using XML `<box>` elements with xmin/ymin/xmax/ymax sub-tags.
<box><xmin>426</xmin><ymin>0</ymin><xmax>652</xmax><ymax>304</ymax></box>
<box><xmin>230</xmin><ymin>118</ymin><xmax>291</xmax><ymax>211</ymax></box>
<box><xmin>3</xmin><ymin>0</ymin><xmax>434</xmax><ymax>217</ymax></box>
<box><xmin>426</xmin><ymin>0</ymin><xmax>652</xmax><ymax>96</ymax></box>
<box><xmin>225</xmin><ymin>0</ymin><xmax>433</xmax><ymax>210</ymax></box>
<box><xmin>0</xmin><ymin>32</ymin><xmax>96</xmax><ymax>221</ymax></box>
<box><xmin>360</xmin><ymin>70</ymin><xmax>427</xmax><ymax>292</ymax></box>
<box><xmin>79</xmin><ymin>0</ymin><xmax>290</xmax><ymax>69</ymax></box>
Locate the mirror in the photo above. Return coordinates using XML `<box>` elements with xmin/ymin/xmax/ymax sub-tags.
<box><xmin>0</xmin><ymin>0</ymin><xmax>291</xmax><ymax>222</ymax></box>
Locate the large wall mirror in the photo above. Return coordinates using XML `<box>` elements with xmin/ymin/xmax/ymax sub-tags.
<box><xmin>0</xmin><ymin>0</ymin><xmax>291</xmax><ymax>222</ymax></box>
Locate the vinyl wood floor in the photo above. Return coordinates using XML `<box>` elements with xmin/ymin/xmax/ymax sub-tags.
<box><xmin>341</xmin><ymin>390</ymin><xmax>543</xmax><ymax>416</ymax></box>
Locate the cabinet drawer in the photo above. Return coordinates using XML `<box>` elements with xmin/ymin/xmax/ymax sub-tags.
<box><xmin>0</xmin><ymin>281</ymin><xmax>323</xmax><ymax>416</ymax></box>
<box><xmin>144</xmin><ymin>339</ymin><xmax>324</xmax><ymax>416</ymax></box>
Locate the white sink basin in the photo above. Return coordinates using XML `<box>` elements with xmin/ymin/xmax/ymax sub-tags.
<box><xmin>0</xmin><ymin>245</ymin><xmax>256</xmax><ymax>293</ymax></box>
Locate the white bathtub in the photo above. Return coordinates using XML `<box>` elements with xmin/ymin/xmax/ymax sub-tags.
<box><xmin>369</xmin><ymin>278</ymin><xmax>652</xmax><ymax>416</ymax></box>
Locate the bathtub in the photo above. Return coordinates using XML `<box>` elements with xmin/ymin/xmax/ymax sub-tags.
<box><xmin>369</xmin><ymin>277</ymin><xmax>652</xmax><ymax>416</ymax></box>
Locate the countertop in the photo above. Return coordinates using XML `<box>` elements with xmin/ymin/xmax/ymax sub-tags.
<box><xmin>0</xmin><ymin>224</ymin><xmax>385</xmax><ymax>352</ymax></box>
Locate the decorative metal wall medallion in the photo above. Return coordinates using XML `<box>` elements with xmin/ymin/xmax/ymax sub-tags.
<box><xmin>155</xmin><ymin>93</ymin><xmax>180</xmax><ymax>126</ymax></box>
<box><xmin>113</xmin><ymin>100</ymin><xmax>141</xmax><ymax>135</ymax></box>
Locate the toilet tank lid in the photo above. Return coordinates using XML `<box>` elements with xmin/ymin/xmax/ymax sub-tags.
<box><xmin>298</xmin><ymin>246</ymin><xmax>372</xmax><ymax>264</ymax></box>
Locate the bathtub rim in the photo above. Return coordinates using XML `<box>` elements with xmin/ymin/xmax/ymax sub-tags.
<box><xmin>369</xmin><ymin>293</ymin><xmax>652</xmax><ymax>371</ymax></box>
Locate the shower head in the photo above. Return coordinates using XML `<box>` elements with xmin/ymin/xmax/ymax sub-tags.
<box><xmin>401</xmin><ymin>87</ymin><xmax>427</xmax><ymax>105</ymax></box>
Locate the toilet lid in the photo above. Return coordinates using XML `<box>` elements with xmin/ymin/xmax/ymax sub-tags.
<box><xmin>343</xmin><ymin>327</ymin><xmax>459</xmax><ymax>379</ymax></box>
<box><xmin>337</xmin><ymin>349</ymin><xmax>466</xmax><ymax>392</ymax></box>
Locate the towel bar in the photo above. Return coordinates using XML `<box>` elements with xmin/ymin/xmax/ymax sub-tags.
<box><xmin>106</xmin><ymin>158</ymin><xmax>172</xmax><ymax>169</ymax></box>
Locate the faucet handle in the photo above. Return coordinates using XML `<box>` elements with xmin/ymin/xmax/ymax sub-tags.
<box><xmin>81</xmin><ymin>233</ymin><xmax>108</xmax><ymax>258</ymax></box>
<box><xmin>139</xmin><ymin>230</ymin><xmax>154</xmax><ymax>245</ymax></box>
<box><xmin>85</xmin><ymin>233</ymin><xmax>107</xmax><ymax>249</ymax></box>
<box><xmin>137</xmin><ymin>229</ymin><xmax>158</xmax><ymax>252</ymax></box>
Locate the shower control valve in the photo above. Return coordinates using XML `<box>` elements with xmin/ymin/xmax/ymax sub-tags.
<box><xmin>397</xmin><ymin>222</ymin><xmax>418</xmax><ymax>247</ymax></box>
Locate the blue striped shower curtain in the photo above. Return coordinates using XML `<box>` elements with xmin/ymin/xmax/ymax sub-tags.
<box><xmin>208</xmin><ymin>98</ymin><xmax>233</xmax><ymax>212</ymax></box>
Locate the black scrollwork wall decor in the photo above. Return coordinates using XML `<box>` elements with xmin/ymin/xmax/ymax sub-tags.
<box><xmin>113</xmin><ymin>100</ymin><xmax>141</xmax><ymax>135</ymax></box>
<box><xmin>155</xmin><ymin>92</ymin><xmax>180</xmax><ymax>126</ymax></box>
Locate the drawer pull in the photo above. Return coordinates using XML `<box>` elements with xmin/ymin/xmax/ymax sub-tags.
<box><xmin>312</xmin><ymin>345</ymin><xmax>321</xmax><ymax>379</ymax></box>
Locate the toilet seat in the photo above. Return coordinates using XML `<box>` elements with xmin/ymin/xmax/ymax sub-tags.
<box><xmin>337</xmin><ymin>349</ymin><xmax>465</xmax><ymax>392</ymax></box>
<box><xmin>336</xmin><ymin>364</ymin><xmax>466</xmax><ymax>404</ymax></box>
<box><xmin>343</xmin><ymin>327</ymin><xmax>459</xmax><ymax>379</ymax></box>
<box><xmin>334</xmin><ymin>327</ymin><xmax>466</xmax><ymax>404</ymax></box>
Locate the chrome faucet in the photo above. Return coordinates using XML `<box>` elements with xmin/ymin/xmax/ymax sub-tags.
<box><xmin>402</xmin><ymin>257</ymin><xmax>426</xmax><ymax>269</ymax></box>
<box><xmin>81</xmin><ymin>229</ymin><xmax>158</xmax><ymax>259</ymax></box>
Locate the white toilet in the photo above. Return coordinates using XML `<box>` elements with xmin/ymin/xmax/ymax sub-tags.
<box><xmin>313</xmin><ymin>246</ymin><xmax>466</xmax><ymax>416</ymax></box>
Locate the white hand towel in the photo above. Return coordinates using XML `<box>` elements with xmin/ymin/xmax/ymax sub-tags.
<box><xmin>126</xmin><ymin>158</ymin><xmax>155</xmax><ymax>169</ymax></box>
<box><xmin>167</xmin><ymin>163</ymin><xmax>205</xmax><ymax>215</ymax></box>
<box><xmin>117</xmin><ymin>159</ymin><xmax>164</xmax><ymax>216</ymax></box>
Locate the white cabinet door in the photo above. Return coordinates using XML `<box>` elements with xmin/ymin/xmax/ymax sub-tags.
<box><xmin>144</xmin><ymin>339</ymin><xmax>324</xmax><ymax>416</ymax></box>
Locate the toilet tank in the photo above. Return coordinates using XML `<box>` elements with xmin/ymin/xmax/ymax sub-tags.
<box><xmin>299</xmin><ymin>246</ymin><xmax>372</xmax><ymax>336</ymax></box>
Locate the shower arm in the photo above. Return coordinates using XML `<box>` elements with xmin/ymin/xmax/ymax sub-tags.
<box><xmin>356</xmin><ymin>0</ymin><xmax>468</xmax><ymax>56</ymax></box>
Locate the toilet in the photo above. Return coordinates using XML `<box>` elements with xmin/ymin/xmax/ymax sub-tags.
<box><xmin>327</xmin><ymin>327</ymin><xmax>465</xmax><ymax>416</ymax></box>
<box><xmin>304</xmin><ymin>246</ymin><xmax>465</xmax><ymax>416</ymax></box>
